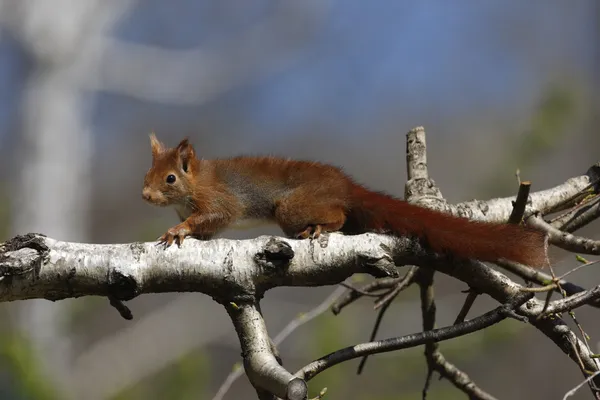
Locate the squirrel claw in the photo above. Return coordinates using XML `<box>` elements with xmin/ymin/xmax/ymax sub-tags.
<box><xmin>157</xmin><ymin>225</ymin><xmax>190</xmax><ymax>248</ymax></box>
<box><xmin>296</xmin><ymin>225</ymin><xmax>322</xmax><ymax>240</ymax></box>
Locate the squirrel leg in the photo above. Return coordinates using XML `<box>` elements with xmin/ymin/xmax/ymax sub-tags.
<box><xmin>158</xmin><ymin>212</ymin><xmax>233</xmax><ymax>247</ymax></box>
<box><xmin>275</xmin><ymin>196</ymin><xmax>346</xmax><ymax>239</ymax></box>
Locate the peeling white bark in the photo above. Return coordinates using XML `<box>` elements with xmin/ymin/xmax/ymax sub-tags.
<box><xmin>0</xmin><ymin>233</ymin><xmax>403</xmax><ymax>303</ymax></box>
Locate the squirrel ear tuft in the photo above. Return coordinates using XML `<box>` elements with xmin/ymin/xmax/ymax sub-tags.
<box><xmin>176</xmin><ymin>137</ymin><xmax>196</xmax><ymax>172</ymax></box>
<box><xmin>149</xmin><ymin>132</ymin><xmax>164</xmax><ymax>157</ymax></box>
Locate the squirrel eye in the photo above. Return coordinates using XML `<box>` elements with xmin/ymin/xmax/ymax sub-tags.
<box><xmin>166</xmin><ymin>174</ymin><xmax>176</xmax><ymax>184</ymax></box>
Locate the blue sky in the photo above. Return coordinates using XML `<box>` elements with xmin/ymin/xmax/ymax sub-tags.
<box><xmin>0</xmin><ymin>1</ymin><xmax>596</xmax><ymax>144</ymax></box>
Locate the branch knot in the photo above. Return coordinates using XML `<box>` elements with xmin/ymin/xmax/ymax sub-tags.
<box><xmin>0</xmin><ymin>233</ymin><xmax>49</xmax><ymax>280</ymax></box>
<box><xmin>107</xmin><ymin>268</ymin><xmax>139</xmax><ymax>301</ymax></box>
<box><xmin>254</xmin><ymin>238</ymin><xmax>294</xmax><ymax>271</ymax></box>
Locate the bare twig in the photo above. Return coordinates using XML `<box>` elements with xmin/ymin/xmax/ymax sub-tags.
<box><xmin>508</xmin><ymin>181</ymin><xmax>531</xmax><ymax>224</ymax></box>
<box><xmin>527</xmin><ymin>215</ymin><xmax>600</xmax><ymax>255</ymax></box>
<box><xmin>356</xmin><ymin>295</ymin><xmax>392</xmax><ymax>375</ymax></box>
<box><xmin>272</xmin><ymin>288</ymin><xmax>348</xmax><ymax>346</ymax></box>
<box><xmin>550</xmin><ymin>194</ymin><xmax>600</xmax><ymax>232</ymax></box>
<box><xmin>519</xmin><ymin>260</ymin><xmax>600</xmax><ymax>294</ymax></box>
<box><xmin>415</xmin><ymin>269</ymin><xmax>495</xmax><ymax>400</ymax></box>
<box><xmin>418</xmin><ymin>268</ymin><xmax>439</xmax><ymax>398</ymax></box>
<box><xmin>454</xmin><ymin>174</ymin><xmax>594</xmax><ymax>222</ymax></box>
<box><xmin>338</xmin><ymin>282</ymin><xmax>385</xmax><ymax>297</ymax></box>
<box><xmin>374</xmin><ymin>267</ymin><xmax>417</xmax><ymax>310</ymax></box>
<box><xmin>563</xmin><ymin>371</ymin><xmax>600</xmax><ymax>399</ymax></box>
<box><xmin>295</xmin><ymin>293</ymin><xmax>533</xmax><ymax>383</ymax></box>
<box><xmin>332</xmin><ymin>277</ymin><xmax>403</xmax><ymax>314</ymax></box>
<box><xmin>356</xmin><ymin>267</ymin><xmax>417</xmax><ymax>374</ymax></box>
<box><xmin>453</xmin><ymin>289</ymin><xmax>481</xmax><ymax>325</ymax></box>
<box><xmin>425</xmin><ymin>348</ymin><xmax>498</xmax><ymax>400</ymax></box>
<box><xmin>543</xmin><ymin>165</ymin><xmax>600</xmax><ymax>215</ymax></box>
<box><xmin>544</xmin><ymin>285</ymin><xmax>600</xmax><ymax>315</ymax></box>
<box><xmin>497</xmin><ymin>259</ymin><xmax>600</xmax><ymax>308</ymax></box>
<box><xmin>107</xmin><ymin>296</ymin><xmax>133</xmax><ymax>320</ymax></box>
<box><xmin>559</xmin><ymin>260</ymin><xmax>600</xmax><ymax>280</ymax></box>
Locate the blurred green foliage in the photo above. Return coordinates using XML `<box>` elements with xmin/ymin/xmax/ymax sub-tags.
<box><xmin>480</xmin><ymin>84</ymin><xmax>578</xmax><ymax>195</ymax></box>
<box><xmin>308</xmin><ymin>311</ymin><xmax>346</xmax><ymax>398</ymax></box>
<box><xmin>523</xmin><ymin>85</ymin><xmax>577</xmax><ymax>154</ymax></box>
<box><xmin>111</xmin><ymin>349</ymin><xmax>210</xmax><ymax>400</ymax></box>
<box><xmin>0</xmin><ymin>334</ymin><xmax>61</xmax><ymax>400</ymax></box>
<box><xmin>65</xmin><ymin>296</ymin><xmax>107</xmax><ymax>330</ymax></box>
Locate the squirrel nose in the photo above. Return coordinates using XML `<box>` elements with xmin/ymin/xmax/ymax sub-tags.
<box><xmin>142</xmin><ymin>188</ymin><xmax>152</xmax><ymax>201</ymax></box>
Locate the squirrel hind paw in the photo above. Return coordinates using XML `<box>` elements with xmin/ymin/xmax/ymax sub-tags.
<box><xmin>295</xmin><ymin>225</ymin><xmax>323</xmax><ymax>240</ymax></box>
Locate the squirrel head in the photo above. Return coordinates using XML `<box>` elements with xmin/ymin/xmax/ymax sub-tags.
<box><xmin>142</xmin><ymin>133</ymin><xmax>198</xmax><ymax>206</ymax></box>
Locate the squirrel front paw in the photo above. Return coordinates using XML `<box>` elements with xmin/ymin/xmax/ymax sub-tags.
<box><xmin>157</xmin><ymin>223</ymin><xmax>191</xmax><ymax>247</ymax></box>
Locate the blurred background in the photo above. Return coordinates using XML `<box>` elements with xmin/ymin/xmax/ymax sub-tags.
<box><xmin>0</xmin><ymin>0</ymin><xmax>598</xmax><ymax>399</ymax></box>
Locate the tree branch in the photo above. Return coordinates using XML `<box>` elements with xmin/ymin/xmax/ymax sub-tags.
<box><xmin>295</xmin><ymin>292</ymin><xmax>534</xmax><ymax>382</ymax></box>
<box><xmin>551</xmin><ymin>195</ymin><xmax>600</xmax><ymax>233</ymax></box>
<box><xmin>225</xmin><ymin>301</ymin><xmax>306</xmax><ymax>400</ymax></box>
<box><xmin>527</xmin><ymin>215</ymin><xmax>600</xmax><ymax>255</ymax></box>
<box><xmin>453</xmin><ymin>173</ymin><xmax>593</xmax><ymax>222</ymax></box>
<box><xmin>213</xmin><ymin>286</ymin><xmax>347</xmax><ymax>400</ymax></box>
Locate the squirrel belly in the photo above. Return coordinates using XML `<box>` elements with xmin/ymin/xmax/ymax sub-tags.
<box><xmin>230</xmin><ymin>218</ymin><xmax>276</xmax><ymax>230</ymax></box>
<box><xmin>142</xmin><ymin>134</ymin><xmax>548</xmax><ymax>268</ymax></box>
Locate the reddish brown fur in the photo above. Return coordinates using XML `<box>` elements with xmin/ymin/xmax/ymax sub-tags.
<box><xmin>343</xmin><ymin>185</ymin><xmax>548</xmax><ymax>267</ymax></box>
<box><xmin>142</xmin><ymin>135</ymin><xmax>548</xmax><ymax>267</ymax></box>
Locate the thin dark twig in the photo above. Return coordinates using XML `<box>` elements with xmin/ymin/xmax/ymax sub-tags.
<box><xmin>563</xmin><ymin>371</ymin><xmax>600</xmax><ymax>399</ymax></box>
<box><xmin>550</xmin><ymin>194</ymin><xmax>600</xmax><ymax>232</ymax></box>
<box><xmin>356</xmin><ymin>298</ymin><xmax>392</xmax><ymax>375</ymax></box>
<box><xmin>496</xmin><ymin>259</ymin><xmax>600</xmax><ymax>308</ymax></box>
<box><xmin>332</xmin><ymin>276</ymin><xmax>403</xmax><ymax>315</ymax></box>
<box><xmin>508</xmin><ymin>181</ymin><xmax>531</xmax><ymax>224</ymax></box>
<box><xmin>338</xmin><ymin>282</ymin><xmax>385</xmax><ymax>297</ymax></box>
<box><xmin>570</xmin><ymin>309</ymin><xmax>593</xmax><ymax>359</ymax></box>
<box><xmin>570</xmin><ymin>338</ymin><xmax>598</xmax><ymax>398</ymax></box>
<box><xmin>417</xmin><ymin>269</ymin><xmax>523</xmax><ymax>400</ymax></box>
<box><xmin>521</xmin><ymin>261</ymin><xmax>600</xmax><ymax>294</ymax></box>
<box><xmin>544</xmin><ymin>174</ymin><xmax>599</xmax><ymax>215</ymax></box>
<box><xmin>296</xmin><ymin>293</ymin><xmax>533</xmax><ymax>384</ymax></box>
<box><xmin>560</xmin><ymin>260</ymin><xmax>600</xmax><ymax>281</ymax></box>
<box><xmin>356</xmin><ymin>268</ymin><xmax>417</xmax><ymax>374</ymax></box>
<box><xmin>454</xmin><ymin>289</ymin><xmax>481</xmax><ymax>325</ymax></box>
<box><xmin>108</xmin><ymin>296</ymin><xmax>133</xmax><ymax>320</ymax></box>
<box><xmin>521</xmin><ymin>284</ymin><xmax>557</xmax><ymax>293</ymax></box>
<box><xmin>541</xmin><ymin>255</ymin><xmax>599</xmax><ymax>397</ymax></box>
<box><xmin>418</xmin><ymin>269</ymin><xmax>438</xmax><ymax>398</ymax></box>
<box><xmin>374</xmin><ymin>267</ymin><xmax>417</xmax><ymax>310</ymax></box>
<box><xmin>547</xmin><ymin>263</ymin><xmax>595</xmax><ymax>358</ymax></box>
<box><xmin>539</xmin><ymin>290</ymin><xmax>554</xmax><ymax>318</ymax></box>
<box><xmin>545</xmin><ymin>286</ymin><xmax>600</xmax><ymax>315</ymax></box>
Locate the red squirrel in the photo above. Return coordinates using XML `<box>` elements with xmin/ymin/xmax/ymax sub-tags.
<box><xmin>142</xmin><ymin>134</ymin><xmax>548</xmax><ymax>267</ymax></box>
